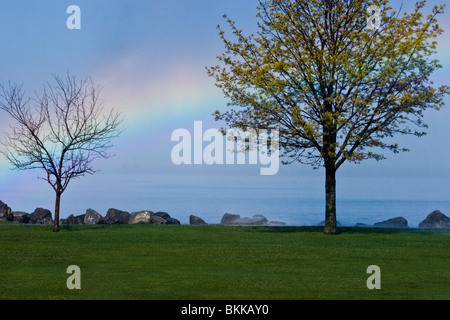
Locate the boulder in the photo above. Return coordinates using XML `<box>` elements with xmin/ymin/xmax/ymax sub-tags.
<box><xmin>419</xmin><ymin>210</ymin><xmax>450</xmax><ymax>229</ymax></box>
<box><xmin>153</xmin><ymin>211</ymin><xmax>180</xmax><ymax>225</ymax></box>
<box><xmin>220</xmin><ymin>213</ymin><xmax>270</xmax><ymax>226</ymax></box>
<box><xmin>243</xmin><ymin>214</ymin><xmax>269</xmax><ymax>226</ymax></box>
<box><xmin>62</xmin><ymin>214</ymin><xmax>85</xmax><ymax>225</ymax></box>
<box><xmin>165</xmin><ymin>217</ymin><xmax>180</xmax><ymax>225</ymax></box>
<box><xmin>149</xmin><ymin>215</ymin><xmax>167</xmax><ymax>224</ymax></box>
<box><xmin>129</xmin><ymin>210</ymin><xmax>153</xmax><ymax>224</ymax></box>
<box><xmin>374</xmin><ymin>217</ymin><xmax>408</xmax><ymax>228</ymax></box>
<box><xmin>266</xmin><ymin>220</ymin><xmax>287</xmax><ymax>226</ymax></box>
<box><xmin>241</xmin><ymin>214</ymin><xmax>268</xmax><ymax>225</ymax></box>
<box><xmin>84</xmin><ymin>209</ymin><xmax>105</xmax><ymax>225</ymax></box>
<box><xmin>29</xmin><ymin>208</ymin><xmax>53</xmax><ymax>225</ymax></box>
<box><xmin>105</xmin><ymin>208</ymin><xmax>130</xmax><ymax>224</ymax></box>
<box><xmin>154</xmin><ymin>212</ymin><xmax>170</xmax><ymax>219</ymax></box>
<box><xmin>190</xmin><ymin>215</ymin><xmax>207</xmax><ymax>225</ymax></box>
<box><xmin>12</xmin><ymin>211</ymin><xmax>30</xmax><ymax>224</ymax></box>
<box><xmin>0</xmin><ymin>200</ymin><xmax>13</xmax><ymax>221</ymax></box>
<box><xmin>220</xmin><ymin>213</ymin><xmax>241</xmax><ymax>225</ymax></box>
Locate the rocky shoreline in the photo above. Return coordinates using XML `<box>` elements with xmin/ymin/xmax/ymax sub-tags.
<box><xmin>1</xmin><ymin>200</ymin><xmax>450</xmax><ymax>228</ymax></box>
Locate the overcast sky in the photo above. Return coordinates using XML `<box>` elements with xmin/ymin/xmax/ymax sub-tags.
<box><xmin>0</xmin><ymin>0</ymin><xmax>449</xmax><ymax>220</ymax></box>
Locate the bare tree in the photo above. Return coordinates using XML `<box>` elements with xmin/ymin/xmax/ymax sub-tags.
<box><xmin>0</xmin><ymin>73</ymin><xmax>123</xmax><ymax>232</ymax></box>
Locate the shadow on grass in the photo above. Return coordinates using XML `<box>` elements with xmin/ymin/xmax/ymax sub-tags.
<box><xmin>58</xmin><ymin>224</ymin><xmax>125</xmax><ymax>232</ymax></box>
<box><xmin>47</xmin><ymin>223</ymin><xmax>450</xmax><ymax>237</ymax></box>
<box><xmin>246</xmin><ymin>225</ymin><xmax>450</xmax><ymax>235</ymax></box>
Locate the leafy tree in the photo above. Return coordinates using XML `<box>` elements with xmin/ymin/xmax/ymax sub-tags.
<box><xmin>207</xmin><ymin>0</ymin><xmax>449</xmax><ymax>234</ymax></box>
<box><xmin>0</xmin><ymin>73</ymin><xmax>123</xmax><ymax>232</ymax></box>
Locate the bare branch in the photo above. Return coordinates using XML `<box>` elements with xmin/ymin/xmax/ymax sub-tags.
<box><xmin>0</xmin><ymin>73</ymin><xmax>124</xmax><ymax>197</ymax></box>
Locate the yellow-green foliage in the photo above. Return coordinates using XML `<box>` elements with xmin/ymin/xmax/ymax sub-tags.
<box><xmin>207</xmin><ymin>0</ymin><xmax>449</xmax><ymax>169</ymax></box>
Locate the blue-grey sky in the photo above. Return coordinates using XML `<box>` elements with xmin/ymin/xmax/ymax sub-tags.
<box><xmin>0</xmin><ymin>0</ymin><xmax>449</xmax><ymax>224</ymax></box>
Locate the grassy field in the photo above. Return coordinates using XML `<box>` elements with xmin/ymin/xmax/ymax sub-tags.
<box><xmin>0</xmin><ymin>223</ymin><xmax>449</xmax><ymax>300</ymax></box>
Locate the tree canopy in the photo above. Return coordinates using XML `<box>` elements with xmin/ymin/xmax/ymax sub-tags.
<box><xmin>207</xmin><ymin>0</ymin><xmax>449</xmax><ymax>233</ymax></box>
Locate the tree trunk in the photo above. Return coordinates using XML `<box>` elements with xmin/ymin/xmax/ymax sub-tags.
<box><xmin>322</xmin><ymin>104</ymin><xmax>338</xmax><ymax>235</ymax></box>
<box><xmin>323</xmin><ymin>162</ymin><xmax>337</xmax><ymax>234</ymax></box>
<box><xmin>53</xmin><ymin>192</ymin><xmax>61</xmax><ymax>232</ymax></box>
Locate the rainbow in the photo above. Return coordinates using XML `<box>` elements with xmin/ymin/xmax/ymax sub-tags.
<box><xmin>0</xmin><ymin>52</ymin><xmax>227</xmax><ymax>213</ymax></box>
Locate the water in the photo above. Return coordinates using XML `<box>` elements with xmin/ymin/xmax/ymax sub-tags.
<box><xmin>160</xmin><ymin>195</ymin><xmax>450</xmax><ymax>228</ymax></box>
<box><xmin>65</xmin><ymin>180</ymin><xmax>450</xmax><ymax>228</ymax></box>
<box><xmin>4</xmin><ymin>173</ymin><xmax>450</xmax><ymax>228</ymax></box>
<box><xmin>108</xmin><ymin>174</ymin><xmax>450</xmax><ymax>228</ymax></box>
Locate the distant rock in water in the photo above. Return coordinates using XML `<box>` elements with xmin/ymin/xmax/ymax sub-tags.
<box><xmin>374</xmin><ymin>217</ymin><xmax>408</xmax><ymax>228</ymax></box>
<box><xmin>220</xmin><ymin>213</ymin><xmax>285</xmax><ymax>226</ymax></box>
<box><xmin>84</xmin><ymin>209</ymin><xmax>105</xmax><ymax>225</ymax></box>
<box><xmin>419</xmin><ymin>210</ymin><xmax>450</xmax><ymax>229</ymax></box>
<box><xmin>105</xmin><ymin>208</ymin><xmax>130</xmax><ymax>224</ymax></box>
<box><xmin>266</xmin><ymin>220</ymin><xmax>287</xmax><ymax>226</ymax></box>
<box><xmin>221</xmin><ymin>213</ymin><xmax>266</xmax><ymax>226</ymax></box>
<box><xmin>242</xmin><ymin>214</ymin><xmax>268</xmax><ymax>225</ymax></box>
<box><xmin>355</xmin><ymin>223</ymin><xmax>370</xmax><ymax>227</ymax></box>
<box><xmin>190</xmin><ymin>215</ymin><xmax>207</xmax><ymax>225</ymax></box>
<box><xmin>0</xmin><ymin>200</ymin><xmax>13</xmax><ymax>221</ymax></box>
<box><xmin>221</xmin><ymin>213</ymin><xmax>240</xmax><ymax>225</ymax></box>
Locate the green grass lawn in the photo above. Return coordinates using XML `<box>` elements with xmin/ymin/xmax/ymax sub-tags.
<box><xmin>0</xmin><ymin>223</ymin><xmax>449</xmax><ymax>300</ymax></box>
